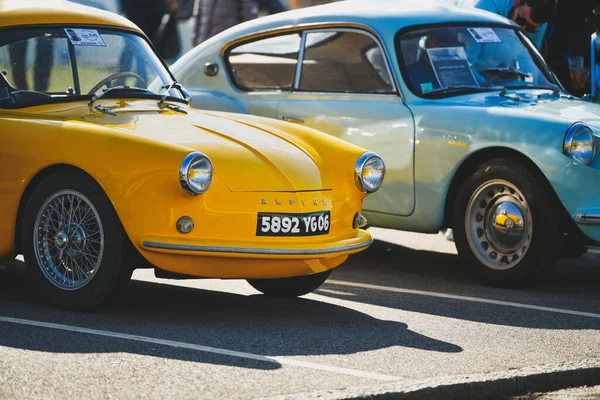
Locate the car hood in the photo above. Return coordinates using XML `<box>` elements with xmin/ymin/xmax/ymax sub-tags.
<box><xmin>29</xmin><ymin>100</ymin><xmax>326</xmax><ymax>192</ymax></box>
<box><xmin>504</xmin><ymin>94</ymin><xmax>600</xmax><ymax>127</ymax></box>
<box><xmin>462</xmin><ymin>90</ymin><xmax>600</xmax><ymax>128</ymax></box>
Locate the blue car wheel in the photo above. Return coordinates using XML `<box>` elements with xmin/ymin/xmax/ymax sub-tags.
<box><xmin>453</xmin><ymin>157</ymin><xmax>561</xmax><ymax>288</ymax></box>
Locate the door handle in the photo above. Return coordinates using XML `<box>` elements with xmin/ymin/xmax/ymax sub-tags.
<box><xmin>280</xmin><ymin>115</ymin><xmax>304</xmax><ymax>124</ymax></box>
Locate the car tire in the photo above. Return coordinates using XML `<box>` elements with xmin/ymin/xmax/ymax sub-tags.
<box><xmin>21</xmin><ymin>170</ymin><xmax>133</xmax><ymax>311</ymax></box>
<box><xmin>247</xmin><ymin>270</ymin><xmax>331</xmax><ymax>298</ymax></box>
<box><xmin>452</xmin><ymin>158</ymin><xmax>560</xmax><ymax>288</ymax></box>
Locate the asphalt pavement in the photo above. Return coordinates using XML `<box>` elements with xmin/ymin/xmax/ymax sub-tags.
<box><xmin>1</xmin><ymin>228</ymin><xmax>599</xmax><ymax>399</ymax></box>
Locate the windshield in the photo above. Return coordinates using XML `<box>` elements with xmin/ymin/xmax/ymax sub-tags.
<box><xmin>0</xmin><ymin>27</ymin><xmax>183</xmax><ymax>107</ymax></box>
<box><xmin>396</xmin><ymin>26</ymin><xmax>556</xmax><ymax>98</ymax></box>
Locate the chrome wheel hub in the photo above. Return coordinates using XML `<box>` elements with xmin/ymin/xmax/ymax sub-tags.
<box><xmin>33</xmin><ymin>190</ymin><xmax>104</xmax><ymax>290</ymax></box>
<box><xmin>54</xmin><ymin>232</ymin><xmax>69</xmax><ymax>249</ymax></box>
<box><xmin>465</xmin><ymin>180</ymin><xmax>532</xmax><ymax>270</ymax></box>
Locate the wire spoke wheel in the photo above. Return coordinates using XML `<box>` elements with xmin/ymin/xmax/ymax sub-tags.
<box><xmin>465</xmin><ymin>179</ymin><xmax>532</xmax><ymax>271</ymax></box>
<box><xmin>33</xmin><ymin>189</ymin><xmax>104</xmax><ymax>290</ymax></box>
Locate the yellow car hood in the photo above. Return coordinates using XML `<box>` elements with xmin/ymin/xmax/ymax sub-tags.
<box><xmin>35</xmin><ymin>100</ymin><xmax>326</xmax><ymax>192</ymax></box>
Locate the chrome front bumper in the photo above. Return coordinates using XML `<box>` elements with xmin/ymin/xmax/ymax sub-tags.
<box><xmin>142</xmin><ymin>239</ymin><xmax>373</xmax><ymax>255</ymax></box>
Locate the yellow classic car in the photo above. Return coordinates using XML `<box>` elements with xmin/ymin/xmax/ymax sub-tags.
<box><xmin>0</xmin><ymin>0</ymin><xmax>384</xmax><ymax>310</ymax></box>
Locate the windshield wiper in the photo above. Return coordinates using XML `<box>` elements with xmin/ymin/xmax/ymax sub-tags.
<box><xmin>504</xmin><ymin>83</ymin><xmax>563</xmax><ymax>96</ymax></box>
<box><xmin>88</xmin><ymin>86</ymin><xmax>152</xmax><ymax>115</ymax></box>
<box><xmin>481</xmin><ymin>67</ymin><xmax>532</xmax><ymax>80</ymax></box>
<box><xmin>157</xmin><ymin>82</ymin><xmax>188</xmax><ymax>114</ymax></box>
<box><xmin>424</xmin><ymin>85</ymin><xmax>505</xmax><ymax>96</ymax></box>
<box><xmin>159</xmin><ymin>81</ymin><xmax>191</xmax><ymax>104</ymax></box>
<box><xmin>88</xmin><ymin>85</ymin><xmax>151</xmax><ymax>107</ymax></box>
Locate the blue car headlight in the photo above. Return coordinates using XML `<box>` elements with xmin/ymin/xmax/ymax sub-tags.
<box><xmin>563</xmin><ymin>123</ymin><xmax>597</xmax><ymax>165</ymax></box>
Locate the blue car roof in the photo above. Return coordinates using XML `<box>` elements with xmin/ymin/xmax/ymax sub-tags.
<box><xmin>210</xmin><ymin>0</ymin><xmax>514</xmax><ymax>42</ymax></box>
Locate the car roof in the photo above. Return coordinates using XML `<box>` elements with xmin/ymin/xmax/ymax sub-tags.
<box><xmin>205</xmin><ymin>0</ymin><xmax>513</xmax><ymax>44</ymax></box>
<box><xmin>0</xmin><ymin>0</ymin><xmax>141</xmax><ymax>33</ymax></box>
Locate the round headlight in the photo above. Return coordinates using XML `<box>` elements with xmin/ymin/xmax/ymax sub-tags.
<box><xmin>564</xmin><ymin>123</ymin><xmax>596</xmax><ymax>165</ymax></box>
<box><xmin>180</xmin><ymin>152</ymin><xmax>213</xmax><ymax>194</ymax></box>
<box><xmin>355</xmin><ymin>152</ymin><xmax>386</xmax><ymax>193</ymax></box>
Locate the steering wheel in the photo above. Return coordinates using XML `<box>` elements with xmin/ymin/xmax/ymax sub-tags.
<box><xmin>87</xmin><ymin>72</ymin><xmax>147</xmax><ymax>95</ymax></box>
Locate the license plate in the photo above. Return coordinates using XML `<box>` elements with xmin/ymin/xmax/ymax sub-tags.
<box><xmin>256</xmin><ymin>211</ymin><xmax>330</xmax><ymax>236</ymax></box>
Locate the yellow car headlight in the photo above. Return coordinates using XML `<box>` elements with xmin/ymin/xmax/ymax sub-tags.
<box><xmin>355</xmin><ymin>152</ymin><xmax>385</xmax><ymax>193</ymax></box>
<box><xmin>180</xmin><ymin>152</ymin><xmax>213</xmax><ymax>194</ymax></box>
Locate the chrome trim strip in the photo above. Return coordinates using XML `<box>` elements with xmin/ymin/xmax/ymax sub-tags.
<box><xmin>142</xmin><ymin>238</ymin><xmax>373</xmax><ymax>255</ymax></box>
<box><xmin>576</xmin><ymin>213</ymin><xmax>600</xmax><ymax>224</ymax></box>
<box><xmin>294</xmin><ymin>31</ymin><xmax>307</xmax><ymax>90</ymax></box>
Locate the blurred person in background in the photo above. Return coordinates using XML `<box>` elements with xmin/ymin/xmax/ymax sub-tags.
<box><xmin>8</xmin><ymin>38</ymin><xmax>54</xmax><ymax>92</ymax></box>
<box><xmin>173</xmin><ymin>0</ymin><xmax>199</xmax><ymax>58</ymax></box>
<box><xmin>544</xmin><ymin>0</ymin><xmax>599</xmax><ymax>97</ymax></box>
<box><xmin>193</xmin><ymin>0</ymin><xmax>260</xmax><ymax>46</ymax></box>
<box><xmin>155</xmin><ymin>0</ymin><xmax>182</xmax><ymax>60</ymax></box>
<box><xmin>191</xmin><ymin>0</ymin><xmax>287</xmax><ymax>47</ymax></box>
<box><xmin>71</xmin><ymin>0</ymin><xmax>179</xmax><ymax>61</ymax></box>
<box><xmin>288</xmin><ymin>0</ymin><xmax>333</xmax><ymax>7</ymax></box>
<box><xmin>67</xmin><ymin>0</ymin><xmax>121</xmax><ymax>13</ymax></box>
<box><xmin>258</xmin><ymin>0</ymin><xmax>287</xmax><ymax>14</ymax></box>
<box><xmin>449</xmin><ymin>0</ymin><xmax>557</xmax><ymax>52</ymax></box>
<box><xmin>121</xmin><ymin>0</ymin><xmax>168</xmax><ymax>46</ymax></box>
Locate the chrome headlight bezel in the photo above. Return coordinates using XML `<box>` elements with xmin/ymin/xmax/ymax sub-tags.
<box><xmin>179</xmin><ymin>152</ymin><xmax>213</xmax><ymax>195</ymax></box>
<box><xmin>354</xmin><ymin>152</ymin><xmax>386</xmax><ymax>193</ymax></box>
<box><xmin>563</xmin><ymin>122</ymin><xmax>597</xmax><ymax>166</ymax></box>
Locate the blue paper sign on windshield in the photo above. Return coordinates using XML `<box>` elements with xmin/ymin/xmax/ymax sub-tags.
<box><xmin>64</xmin><ymin>28</ymin><xmax>106</xmax><ymax>47</ymax></box>
<box><xmin>426</xmin><ymin>47</ymin><xmax>478</xmax><ymax>88</ymax></box>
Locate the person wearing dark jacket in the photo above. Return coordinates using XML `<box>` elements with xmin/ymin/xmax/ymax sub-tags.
<box><xmin>121</xmin><ymin>0</ymin><xmax>167</xmax><ymax>45</ymax></box>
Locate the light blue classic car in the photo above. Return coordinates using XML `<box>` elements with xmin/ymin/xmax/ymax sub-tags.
<box><xmin>171</xmin><ymin>0</ymin><xmax>600</xmax><ymax>287</ymax></box>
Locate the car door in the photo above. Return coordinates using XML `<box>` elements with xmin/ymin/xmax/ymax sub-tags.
<box><xmin>277</xmin><ymin>28</ymin><xmax>415</xmax><ymax>217</ymax></box>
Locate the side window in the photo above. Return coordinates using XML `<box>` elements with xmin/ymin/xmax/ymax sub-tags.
<box><xmin>0</xmin><ymin>36</ymin><xmax>72</xmax><ymax>93</ymax></box>
<box><xmin>299</xmin><ymin>31</ymin><xmax>394</xmax><ymax>94</ymax></box>
<box><xmin>227</xmin><ymin>33</ymin><xmax>301</xmax><ymax>91</ymax></box>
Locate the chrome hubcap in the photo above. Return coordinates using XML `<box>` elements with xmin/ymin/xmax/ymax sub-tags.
<box><xmin>55</xmin><ymin>232</ymin><xmax>69</xmax><ymax>249</ymax></box>
<box><xmin>465</xmin><ymin>180</ymin><xmax>532</xmax><ymax>270</ymax></box>
<box><xmin>33</xmin><ymin>190</ymin><xmax>104</xmax><ymax>290</ymax></box>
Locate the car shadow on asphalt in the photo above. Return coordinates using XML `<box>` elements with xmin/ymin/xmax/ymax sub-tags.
<box><xmin>0</xmin><ymin>259</ymin><xmax>462</xmax><ymax>371</ymax></box>
<box><xmin>319</xmin><ymin>239</ymin><xmax>600</xmax><ymax>330</ymax></box>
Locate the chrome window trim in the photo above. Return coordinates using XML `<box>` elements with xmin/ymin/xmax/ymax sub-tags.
<box><xmin>220</xmin><ymin>22</ymin><xmax>403</xmax><ymax>100</ymax></box>
<box><xmin>294</xmin><ymin>27</ymin><xmax>399</xmax><ymax>95</ymax></box>
<box><xmin>223</xmin><ymin>32</ymin><xmax>302</xmax><ymax>92</ymax></box>
<box><xmin>294</xmin><ymin>32</ymin><xmax>308</xmax><ymax>90</ymax></box>
<box><xmin>142</xmin><ymin>239</ymin><xmax>373</xmax><ymax>255</ymax></box>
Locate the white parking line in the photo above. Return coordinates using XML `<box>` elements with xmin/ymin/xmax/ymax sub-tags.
<box><xmin>0</xmin><ymin>316</ymin><xmax>399</xmax><ymax>382</ymax></box>
<box><xmin>326</xmin><ymin>280</ymin><xmax>600</xmax><ymax>319</ymax></box>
